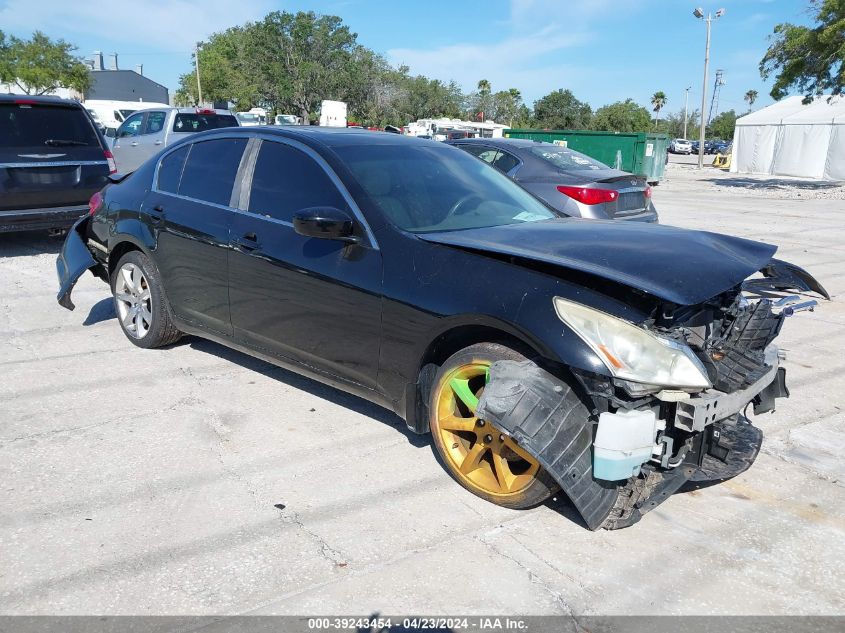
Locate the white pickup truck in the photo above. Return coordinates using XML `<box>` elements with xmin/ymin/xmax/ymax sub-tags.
<box><xmin>111</xmin><ymin>107</ymin><xmax>239</xmax><ymax>173</ymax></box>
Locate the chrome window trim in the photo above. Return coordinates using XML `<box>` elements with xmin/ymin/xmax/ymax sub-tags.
<box><xmin>247</xmin><ymin>134</ymin><xmax>379</xmax><ymax>250</ymax></box>
<box><xmin>0</xmin><ymin>160</ymin><xmax>108</xmax><ymax>168</ymax></box>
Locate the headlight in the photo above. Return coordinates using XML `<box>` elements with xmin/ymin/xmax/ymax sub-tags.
<box><xmin>553</xmin><ymin>297</ymin><xmax>711</xmax><ymax>390</ymax></box>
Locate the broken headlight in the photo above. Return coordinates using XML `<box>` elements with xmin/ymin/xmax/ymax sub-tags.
<box><xmin>553</xmin><ymin>297</ymin><xmax>711</xmax><ymax>390</ymax></box>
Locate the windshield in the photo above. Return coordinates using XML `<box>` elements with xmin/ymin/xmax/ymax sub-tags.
<box><xmin>337</xmin><ymin>143</ymin><xmax>559</xmax><ymax>233</ymax></box>
<box><xmin>0</xmin><ymin>103</ymin><xmax>100</xmax><ymax>148</ymax></box>
<box><xmin>528</xmin><ymin>145</ymin><xmax>609</xmax><ymax>171</ymax></box>
<box><xmin>277</xmin><ymin>115</ymin><xmax>298</xmax><ymax>124</ymax></box>
<box><xmin>236</xmin><ymin>113</ymin><xmax>260</xmax><ymax>122</ymax></box>
<box><xmin>173</xmin><ymin>113</ymin><xmax>239</xmax><ymax>132</ymax></box>
<box><xmin>118</xmin><ymin>109</ymin><xmax>136</xmax><ymax>120</ymax></box>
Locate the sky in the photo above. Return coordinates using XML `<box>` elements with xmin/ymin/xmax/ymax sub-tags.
<box><xmin>0</xmin><ymin>0</ymin><xmax>816</xmax><ymax>118</ymax></box>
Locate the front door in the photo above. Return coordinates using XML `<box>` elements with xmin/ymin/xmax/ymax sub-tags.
<box><xmin>131</xmin><ymin>110</ymin><xmax>167</xmax><ymax>167</ymax></box>
<box><xmin>146</xmin><ymin>137</ymin><xmax>248</xmax><ymax>336</ymax></box>
<box><xmin>228</xmin><ymin>139</ymin><xmax>383</xmax><ymax>390</ymax></box>
<box><xmin>112</xmin><ymin>111</ymin><xmax>146</xmax><ymax>173</ymax></box>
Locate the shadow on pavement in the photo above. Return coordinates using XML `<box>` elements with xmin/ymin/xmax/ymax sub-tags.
<box><xmin>186</xmin><ymin>336</ymin><xmax>430</xmax><ymax>447</ymax></box>
<box><xmin>0</xmin><ymin>231</ymin><xmax>63</xmax><ymax>258</ymax></box>
<box><xmin>83</xmin><ymin>297</ymin><xmax>116</xmax><ymax>326</ymax></box>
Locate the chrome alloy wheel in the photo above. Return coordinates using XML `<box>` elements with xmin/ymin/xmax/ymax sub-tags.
<box><xmin>114</xmin><ymin>262</ymin><xmax>152</xmax><ymax>339</ymax></box>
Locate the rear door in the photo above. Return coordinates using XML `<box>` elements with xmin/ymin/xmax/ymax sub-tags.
<box><xmin>145</xmin><ymin>137</ymin><xmax>248</xmax><ymax>336</ymax></box>
<box><xmin>0</xmin><ymin>100</ymin><xmax>110</xmax><ymax>214</ymax></box>
<box><xmin>228</xmin><ymin>138</ymin><xmax>383</xmax><ymax>389</ymax></box>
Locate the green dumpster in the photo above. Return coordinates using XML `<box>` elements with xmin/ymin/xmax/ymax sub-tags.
<box><xmin>503</xmin><ymin>129</ymin><xmax>670</xmax><ymax>184</ymax></box>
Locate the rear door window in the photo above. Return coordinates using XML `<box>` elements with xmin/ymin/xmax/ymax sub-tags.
<box><xmin>457</xmin><ymin>144</ymin><xmax>497</xmax><ymax>164</ymax></box>
<box><xmin>492</xmin><ymin>150</ymin><xmax>520</xmax><ymax>173</ymax></box>
<box><xmin>173</xmin><ymin>113</ymin><xmax>239</xmax><ymax>133</ymax></box>
<box><xmin>178</xmin><ymin>138</ymin><xmax>247</xmax><ymax>206</ymax></box>
<box><xmin>0</xmin><ymin>103</ymin><xmax>100</xmax><ymax>149</ymax></box>
<box><xmin>143</xmin><ymin>111</ymin><xmax>167</xmax><ymax>135</ymax></box>
<box><xmin>157</xmin><ymin>145</ymin><xmax>190</xmax><ymax>194</ymax></box>
<box><xmin>248</xmin><ymin>141</ymin><xmax>347</xmax><ymax>222</ymax></box>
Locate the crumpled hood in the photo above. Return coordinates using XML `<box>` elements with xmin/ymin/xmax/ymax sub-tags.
<box><xmin>418</xmin><ymin>219</ymin><xmax>777</xmax><ymax>306</ymax></box>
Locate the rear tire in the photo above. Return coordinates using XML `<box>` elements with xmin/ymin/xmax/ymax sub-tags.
<box><xmin>111</xmin><ymin>251</ymin><xmax>181</xmax><ymax>349</ymax></box>
<box><xmin>429</xmin><ymin>342</ymin><xmax>558</xmax><ymax>510</ymax></box>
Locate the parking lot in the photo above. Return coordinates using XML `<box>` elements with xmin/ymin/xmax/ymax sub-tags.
<box><xmin>1</xmin><ymin>163</ymin><xmax>844</xmax><ymax>616</ymax></box>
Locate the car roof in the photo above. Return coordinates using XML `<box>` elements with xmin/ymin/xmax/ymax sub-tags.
<box><xmin>0</xmin><ymin>94</ymin><xmax>83</xmax><ymax>107</ymax></box>
<box><xmin>187</xmin><ymin>125</ymin><xmax>431</xmax><ymax>149</ymax></box>
<box><xmin>446</xmin><ymin>137</ymin><xmax>555</xmax><ymax>149</ymax></box>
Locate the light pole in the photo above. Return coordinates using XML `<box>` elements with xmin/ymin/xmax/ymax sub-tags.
<box><xmin>693</xmin><ymin>7</ymin><xmax>724</xmax><ymax>168</ymax></box>
<box><xmin>194</xmin><ymin>43</ymin><xmax>203</xmax><ymax>106</ymax></box>
<box><xmin>683</xmin><ymin>86</ymin><xmax>691</xmax><ymax>139</ymax></box>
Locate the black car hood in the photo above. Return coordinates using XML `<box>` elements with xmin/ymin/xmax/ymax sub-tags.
<box><xmin>418</xmin><ymin>219</ymin><xmax>777</xmax><ymax>306</ymax></box>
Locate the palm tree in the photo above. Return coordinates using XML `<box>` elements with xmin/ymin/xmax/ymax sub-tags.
<box><xmin>651</xmin><ymin>91</ymin><xmax>668</xmax><ymax>125</ymax></box>
<box><xmin>744</xmin><ymin>89</ymin><xmax>758</xmax><ymax>111</ymax></box>
<box><xmin>477</xmin><ymin>79</ymin><xmax>491</xmax><ymax>94</ymax></box>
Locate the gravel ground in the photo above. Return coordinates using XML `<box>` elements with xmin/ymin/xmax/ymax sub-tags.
<box><xmin>1</xmin><ymin>167</ymin><xmax>844</xmax><ymax>616</ymax></box>
<box><xmin>666</xmin><ymin>153</ymin><xmax>845</xmax><ymax>200</ymax></box>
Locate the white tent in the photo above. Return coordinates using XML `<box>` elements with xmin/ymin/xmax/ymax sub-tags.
<box><xmin>731</xmin><ymin>95</ymin><xmax>845</xmax><ymax>180</ymax></box>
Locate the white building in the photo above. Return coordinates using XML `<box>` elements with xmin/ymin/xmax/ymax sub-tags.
<box><xmin>731</xmin><ymin>95</ymin><xmax>845</xmax><ymax>180</ymax></box>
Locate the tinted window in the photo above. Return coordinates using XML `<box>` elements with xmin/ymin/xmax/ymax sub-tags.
<box><xmin>337</xmin><ymin>143</ymin><xmax>558</xmax><ymax>233</ymax></box>
<box><xmin>528</xmin><ymin>145</ymin><xmax>609</xmax><ymax>171</ymax></box>
<box><xmin>173</xmin><ymin>113</ymin><xmax>238</xmax><ymax>133</ymax></box>
<box><xmin>0</xmin><ymin>103</ymin><xmax>100</xmax><ymax>148</ymax></box>
<box><xmin>458</xmin><ymin>144</ymin><xmax>497</xmax><ymax>163</ymax></box>
<box><xmin>178</xmin><ymin>138</ymin><xmax>247</xmax><ymax>206</ymax></box>
<box><xmin>157</xmin><ymin>145</ymin><xmax>189</xmax><ymax>194</ymax></box>
<box><xmin>118</xmin><ymin>112</ymin><xmax>144</xmax><ymax>138</ymax></box>
<box><xmin>492</xmin><ymin>150</ymin><xmax>520</xmax><ymax>173</ymax></box>
<box><xmin>248</xmin><ymin>141</ymin><xmax>347</xmax><ymax>222</ymax></box>
<box><xmin>144</xmin><ymin>111</ymin><xmax>166</xmax><ymax>134</ymax></box>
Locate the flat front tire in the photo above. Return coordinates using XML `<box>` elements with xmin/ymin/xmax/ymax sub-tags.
<box><xmin>111</xmin><ymin>251</ymin><xmax>181</xmax><ymax>349</ymax></box>
<box><xmin>429</xmin><ymin>342</ymin><xmax>558</xmax><ymax>510</ymax></box>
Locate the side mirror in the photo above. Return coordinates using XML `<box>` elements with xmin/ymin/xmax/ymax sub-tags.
<box><xmin>293</xmin><ymin>207</ymin><xmax>358</xmax><ymax>243</ymax></box>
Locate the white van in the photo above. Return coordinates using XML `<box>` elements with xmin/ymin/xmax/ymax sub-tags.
<box><xmin>84</xmin><ymin>100</ymin><xmax>170</xmax><ymax>137</ymax></box>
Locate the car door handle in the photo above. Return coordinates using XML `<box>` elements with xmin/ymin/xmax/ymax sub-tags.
<box><xmin>154</xmin><ymin>140</ymin><xmax>163</xmax><ymax>145</ymax></box>
<box><xmin>130</xmin><ymin>141</ymin><xmax>139</xmax><ymax>147</ymax></box>
<box><xmin>233</xmin><ymin>232</ymin><xmax>260</xmax><ymax>251</ymax></box>
<box><xmin>148</xmin><ymin>204</ymin><xmax>165</xmax><ymax>225</ymax></box>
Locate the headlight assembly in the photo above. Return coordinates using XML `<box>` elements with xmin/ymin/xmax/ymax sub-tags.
<box><xmin>553</xmin><ymin>297</ymin><xmax>711</xmax><ymax>390</ymax></box>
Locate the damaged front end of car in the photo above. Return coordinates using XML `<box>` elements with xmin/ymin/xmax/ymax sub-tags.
<box><xmin>476</xmin><ymin>260</ymin><xmax>828</xmax><ymax>530</ymax></box>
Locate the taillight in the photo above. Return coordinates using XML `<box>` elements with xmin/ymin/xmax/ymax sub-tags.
<box><xmin>88</xmin><ymin>191</ymin><xmax>103</xmax><ymax>217</ymax></box>
<box><xmin>644</xmin><ymin>186</ymin><xmax>653</xmax><ymax>199</ymax></box>
<box><xmin>104</xmin><ymin>149</ymin><xmax>117</xmax><ymax>174</ymax></box>
<box><xmin>557</xmin><ymin>185</ymin><xmax>618</xmax><ymax>205</ymax></box>
<box><xmin>14</xmin><ymin>99</ymin><xmax>36</xmax><ymax>106</ymax></box>
<box><xmin>196</xmin><ymin>108</ymin><xmax>215</xmax><ymax>115</ymax></box>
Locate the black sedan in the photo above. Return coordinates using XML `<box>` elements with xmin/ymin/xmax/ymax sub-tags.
<box><xmin>56</xmin><ymin>127</ymin><xmax>827</xmax><ymax>530</ymax></box>
<box><xmin>447</xmin><ymin>137</ymin><xmax>657</xmax><ymax>222</ymax></box>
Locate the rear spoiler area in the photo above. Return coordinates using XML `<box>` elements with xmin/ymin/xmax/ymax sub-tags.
<box><xmin>744</xmin><ymin>258</ymin><xmax>830</xmax><ymax>301</ymax></box>
<box><xmin>108</xmin><ymin>172</ymin><xmax>131</xmax><ymax>184</ymax></box>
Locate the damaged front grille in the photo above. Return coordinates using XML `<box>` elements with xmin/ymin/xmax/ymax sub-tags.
<box><xmin>682</xmin><ymin>299</ymin><xmax>784</xmax><ymax>393</ymax></box>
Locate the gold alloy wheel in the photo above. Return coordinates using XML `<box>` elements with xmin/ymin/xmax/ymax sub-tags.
<box><xmin>433</xmin><ymin>361</ymin><xmax>540</xmax><ymax>499</ymax></box>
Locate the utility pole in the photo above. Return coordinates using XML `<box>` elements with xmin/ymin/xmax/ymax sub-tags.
<box><xmin>194</xmin><ymin>43</ymin><xmax>203</xmax><ymax>106</ymax></box>
<box><xmin>693</xmin><ymin>7</ymin><xmax>725</xmax><ymax>168</ymax></box>
<box><xmin>683</xmin><ymin>86</ymin><xmax>692</xmax><ymax>139</ymax></box>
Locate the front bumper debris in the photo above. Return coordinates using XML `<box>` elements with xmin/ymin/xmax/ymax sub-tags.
<box><xmin>56</xmin><ymin>217</ymin><xmax>97</xmax><ymax>310</ymax></box>
<box><xmin>476</xmin><ymin>357</ymin><xmax>787</xmax><ymax>530</ymax></box>
<box><xmin>674</xmin><ymin>346</ymin><xmax>782</xmax><ymax>432</ymax></box>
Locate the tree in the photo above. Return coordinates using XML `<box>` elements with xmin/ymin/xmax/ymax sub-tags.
<box><xmin>468</xmin><ymin>78</ymin><xmax>494</xmax><ymax>121</ymax></box>
<box><xmin>0</xmin><ymin>31</ymin><xmax>90</xmax><ymax>95</ymax></box>
<box><xmin>655</xmin><ymin>108</ymin><xmax>701</xmax><ymax>138</ymax></box>
<box><xmin>533</xmin><ymin>89</ymin><xmax>592</xmax><ymax>129</ymax></box>
<box><xmin>744</xmin><ymin>89</ymin><xmax>759</xmax><ymax>110</ymax></box>
<box><xmin>708</xmin><ymin>109</ymin><xmax>737</xmax><ymax>140</ymax></box>
<box><xmin>592</xmin><ymin>99</ymin><xmax>652</xmax><ymax>133</ymax></box>
<box><xmin>760</xmin><ymin>0</ymin><xmax>845</xmax><ymax>102</ymax></box>
<box><xmin>490</xmin><ymin>88</ymin><xmax>524</xmax><ymax>126</ymax></box>
<box><xmin>651</xmin><ymin>91</ymin><xmax>667</xmax><ymax>124</ymax></box>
